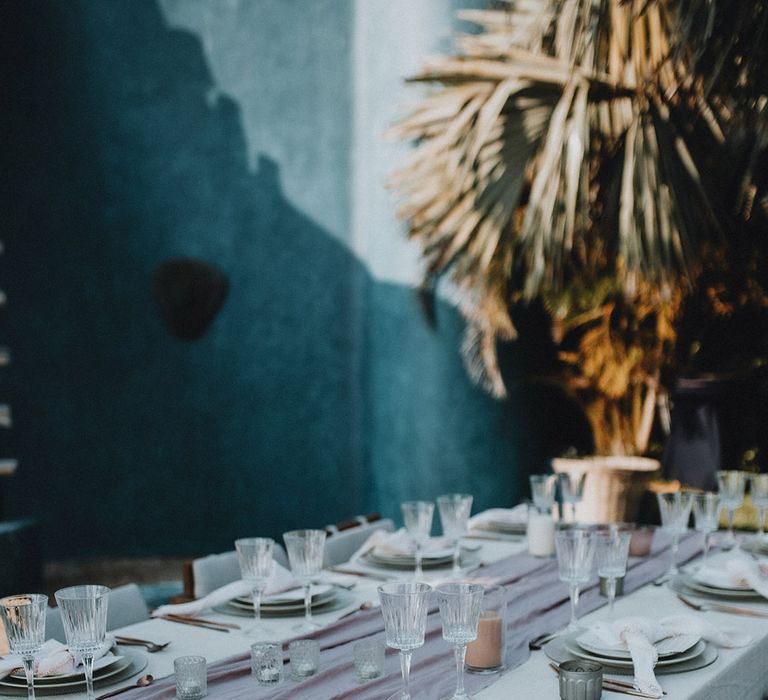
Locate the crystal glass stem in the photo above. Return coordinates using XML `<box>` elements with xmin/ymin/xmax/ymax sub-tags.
<box><xmin>668</xmin><ymin>532</ymin><xmax>680</xmax><ymax>577</ymax></box>
<box><xmin>453</xmin><ymin>643</ymin><xmax>468</xmax><ymax>698</ymax></box>
<box><xmin>415</xmin><ymin>542</ymin><xmax>423</xmax><ymax>579</ymax></box>
<box><xmin>759</xmin><ymin>507</ymin><xmax>766</xmax><ymax>539</ymax></box>
<box><xmin>399</xmin><ymin>650</ymin><xmax>412</xmax><ymax>700</ymax></box>
<box><xmin>727</xmin><ymin>508</ymin><xmax>735</xmax><ymax>543</ymax></box>
<box><xmin>569</xmin><ymin>583</ymin><xmax>579</xmax><ymax>629</ymax></box>
<box><xmin>452</xmin><ymin>539</ymin><xmax>461</xmax><ymax>577</ymax></box>
<box><xmin>703</xmin><ymin>532</ymin><xmax>711</xmax><ymax>567</ymax></box>
<box><xmin>22</xmin><ymin>657</ymin><xmax>35</xmax><ymax>700</ymax></box>
<box><xmin>605</xmin><ymin>577</ymin><xmax>617</xmax><ymax>617</ymax></box>
<box><xmin>252</xmin><ymin>586</ymin><xmax>263</xmax><ymax>625</ymax></box>
<box><xmin>570</xmin><ymin>503</ymin><xmax>577</xmax><ymax>523</ymax></box>
<box><xmin>83</xmin><ymin>655</ymin><xmax>95</xmax><ymax>700</ymax></box>
<box><xmin>303</xmin><ymin>583</ymin><xmax>313</xmax><ymax>628</ymax></box>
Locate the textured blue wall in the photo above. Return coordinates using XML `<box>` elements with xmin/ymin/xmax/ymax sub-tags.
<box><xmin>2</xmin><ymin>0</ymin><xmax>536</xmax><ymax>559</ymax></box>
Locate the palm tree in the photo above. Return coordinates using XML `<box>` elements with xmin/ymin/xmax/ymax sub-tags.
<box><xmin>390</xmin><ymin>0</ymin><xmax>768</xmax><ymax>456</ymax></box>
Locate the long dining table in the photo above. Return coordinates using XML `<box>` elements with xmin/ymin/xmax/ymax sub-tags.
<box><xmin>33</xmin><ymin>532</ymin><xmax>768</xmax><ymax>700</ymax></box>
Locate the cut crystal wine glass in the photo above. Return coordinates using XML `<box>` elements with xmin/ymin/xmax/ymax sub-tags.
<box><xmin>0</xmin><ymin>594</ymin><xmax>47</xmax><ymax>700</ymax></box>
<box><xmin>437</xmin><ymin>494</ymin><xmax>473</xmax><ymax>577</ymax></box>
<box><xmin>283</xmin><ymin>529</ymin><xmax>326</xmax><ymax>632</ymax></box>
<box><xmin>595</xmin><ymin>531</ymin><xmax>630</xmax><ymax>617</ymax></box>
<box><xmin>657</xmin><ymin>491</ymin><xmax>693</xmax><ymax>579</ymax></box>
<box><xmin>235</xmin><ymin>537</ymin><xmax>275</xmax><ymax>638</ymax></box>
<box><xmin>401</xmin><ymin>501</ymin><xmax>434</xmax><ymax>579</ymax></box>
<box><xmin>716</xmin><ymin>470</ymin><xmax>746</xmax><ymax>548</ymax></box>
<box><xmin>555</xmin><ymin>529</ymin><xmax>596</xmax><ymax>630</ymax></box>
<box><xmin>692</xmin><ymin>493</ymin><xmax>720</xmax><ymax>567</ymax></box>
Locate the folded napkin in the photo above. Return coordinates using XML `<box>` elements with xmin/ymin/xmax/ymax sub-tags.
<box><xmin>350</xmin><ymin>529</ymin><xmax>452</xmax><ymax>562</ymax></box>
<box><xmin>152</xmin><ymin>562</ymin><xmax>299</xmax><ymax>618</ymax></box>
<box><xmin>588</xmin><ymin>616</ymin><xmax>751</xmax><ymax>697</ymax></box>
<box><xmin>694</xmin><ymin>556</ymin><xmax>768</xmax><ymax>599</ymax></box>
<box><xmin>468</xmin><ymin>505</ymin><xmax>528</xmax><ymax>530</ymax></box>
<box><xmin>0</xmin><ymin>638</ymin><xmax>114</xmax><ymax>679</ymax></box>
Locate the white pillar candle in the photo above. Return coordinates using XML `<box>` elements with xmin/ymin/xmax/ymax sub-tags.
<box><xmin>527</xmin><ymin>511</ymin><xmax>555</xmax><ymax>557</ymax></box>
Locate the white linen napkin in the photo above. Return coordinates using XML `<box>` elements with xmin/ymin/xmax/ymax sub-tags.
<box><xmin>349</xmin><ymin>529</ymin><xmax>452</xmax><ymax>562</ymax></box>
<box><xmin>468</xmin><ymin>505</ymin><xmax>528</xmax><ymax>530</ymax></box>
<box><xmin>693</xmin><ymin>556</ymin><xmax>768</xmax><ymax>599</ymax></box>
<box><xmin>152</xmin><ymin>562</ymin><xmax>299</xmax><ymax>618</ymax></box>
<box><xmin>0</xmin><ymin>638</ymin><xmax>114</xmax><ymax>679</ymax></box>
<box><xmin>588</xmin><ymin>616</ymin><xmax>751</xmax><ymax>697</ymax></box>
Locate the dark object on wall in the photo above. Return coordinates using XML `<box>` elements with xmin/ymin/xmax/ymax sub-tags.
<box><xmin>153</xmin><ymin>259</ymin><xmax>228</xmax><ymax>340</ymax></box>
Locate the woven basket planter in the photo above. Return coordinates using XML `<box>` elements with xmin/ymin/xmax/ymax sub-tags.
<box><xmin>552</xmin><ymin>456</ymin><xmax>660</xmax><ymax>524</ymax></box>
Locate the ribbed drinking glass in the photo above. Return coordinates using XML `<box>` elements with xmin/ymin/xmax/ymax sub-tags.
<box><xmin>595</xmin><ymin>531</ymin><xmax>630</xmax><ymax>617</ymax></box>
<box><xmin>558</xmin><ymin>473</ymin><xmax>586</xmax><ymax>523</ymax></box>
<box><xmin>0</xmin><ymin>594</ymin><xmax>47</xmax><ymax>700</ymax></box>
<box><xmin>437</xmin><ymin>583</ymin><xmax>484</xmax><ymax>700</ymax></box>
<box><xmin>54</xmin><ymin>585</ymin><xmax>110</xmax><ymax>700</ymax></box>
<box><xmin>437</xmin><ymin>494</ymin><xmax>473</xmax><ymax>577</ymax></box>
<box><xmin>750</xmin><ymin>474</ymin><xmax>768</xmax><ymax>540</ymax></box>
<box><xmin>716</xmin><ymin>470</ymin><xmax>746</xmax><ymax>548</ymax></box>
<box><xmin>401</xmin><ymin>501</ymin><xmax>434</xmax><ymax>579</ymax></box>
<box><xmin>657</xmin><ymin>491</ymin><xmax>693</xmax><ymax>579</ymax></box>
<box><xmin>235</xmin><ymin>537</ymin><xmax>274</xmax><ymax>638</ymax></box>
<box><xmin>555</xmin><ymin>529</ymin><xmax>596</xmax><ymax>630</ymax></box>
<box><xmin>692</xmin><ymin>493</ymin><xmax>720</xmax><ymax>567</ymax></box>
<box><xmin>378</xmin><ymin>582</ymin><xmax>431</xmax><ymax>700</ymax></box>
<box><xmin>530</xmin><ymin>474</ymin><xmax>556</xmax><ymax>514</ymax></box>
<box><xmin>283</xmin><ymin>529</ymin><xmax>326</xmax><ymax>632</ymax></box>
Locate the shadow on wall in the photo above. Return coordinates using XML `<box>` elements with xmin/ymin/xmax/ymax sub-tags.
<box><xmin>2</xmin><ymin>0</ymin><xmax>530</xmax><ymax>559</ymax></box>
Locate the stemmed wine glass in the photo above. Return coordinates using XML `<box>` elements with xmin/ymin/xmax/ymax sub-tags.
<box><xmin>555</xmin><ymin>529</ymin><xmax>596</xmax><ymax>630</ymax></box>
<box><xmin>436</xmin><ymin>583</ymin><xmax>484</xmax><ymax>700</ymax></box>
<box><xmin>235</xmin><ymin>537</ymin><xmax>275</xmax><ymax>638</ymax></box>
<box><xmin>55</xmin><ymin>585</ymin><xmax>110</xmax><ymax>700</ymax></box>
<box><xmin>378</xmin><ymin>582</ymin><xmax>431</xmax><ymax>700</ymax></box>
<box><xmin>0</xmin><ymin>594</ymin><xmax>47</xmax><ymax>700</ymax></box>
<box><xmin>656</xmin><ymin>491</ymin><xmax>693</xmax><ymax>579</ymax></box>
<box><xmin>283</xmin><ymin>529</ymin><xmax>326</xmax><ymax>632</ymax></box>
<box><xmin>749</xmin><ymin>474</ymin><xmax>768</xmax><ymax>540</ymax></box>
<box><xmin>716</xmin><ymin>470</ymin><xmax>746</xmax><ymax>548</ymax></box>
<box><xmin>595</xmin><ymin>531</ymin><xmax>630</xmax><ymax>617</ymax></box>
<box><xmin>692</xmin><ymin>493</ymin><xmax>720</xmax><ymax>568</ymax></box>
<box><xmin>529</xmin><ymin>475</ymin><xmax>556</xmax><ymax>513</ymax></box>
<box><xmin>437</xmin><ymin>494</ymin><xmax>473</xmax><ymax>578</ymax></box>
<box><xmin>558</xmin><ymin>472</ymin><xmax>586</xmax><ymax>523</ymax></box>
<box><xmin>401</xmin><ymin>501</ymin><xmax>434</xmax><ymax>580</ymax></box>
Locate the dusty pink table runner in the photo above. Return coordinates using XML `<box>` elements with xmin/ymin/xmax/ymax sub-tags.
<box><xmin>126</xmin><ymin>532</ymin><xmax>701</xmax><ymax>699</ymax></box>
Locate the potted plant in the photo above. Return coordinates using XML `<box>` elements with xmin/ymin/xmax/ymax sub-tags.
<box><xmin>389</xmin><ymin>1</ymin><xmax>768</xmax><ymax>522</ymax></box>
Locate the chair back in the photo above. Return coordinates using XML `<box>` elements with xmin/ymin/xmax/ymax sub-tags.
<box><xmin>322</xmin><ymin>518</ymin><xmax>395</xmax><ymax>567</ymax></box>
<box><xmin>192</xmin><ymin>544</ymin><xmax>288</xmax><ymax>599</ymax></box>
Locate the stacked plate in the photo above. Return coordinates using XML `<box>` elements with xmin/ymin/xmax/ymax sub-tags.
<box><xmin>472</xmin><ymin>520</ymin><xmax>527</xmax><ymax>537</ymax></box>
<box><xmin>0</xmin><ymin>647</ymin><xmax>147</xmax><ymax>697</ymax></box>
<box><xmin>670</xmin><ymin>569</ymin><xmax>766</xmax><ymax>602</ymax></box>
<box><xmin>545</xmin><ymin>630</ymin><xmax>718</xmax><ymax>675</ymax></box>
<box><xmin>217</xmin><ymin>584</ymin><xmax>351</xmax><ymax>618</ymax></box>
<box><xmin>741</xmin><ymin>538</ymin><xmax>768</xmax><ymax>558</ymax></box>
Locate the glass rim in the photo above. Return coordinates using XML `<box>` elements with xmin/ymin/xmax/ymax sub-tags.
<box><xmin>235</xmin><ymin>537</ymin><xmax>274</xmax><ymax>547</ymax></box>
<box><xmin>435</xmin><ymin>582</ymin><xmax>484</xmax><ymax>596</ymax></box>
<box><xmin>401</xmin><ymin>500</ymin><xmax>434</xmax><ymax>508</ymax></box>
<box><xmin>555</xmin><ymin>528</ymin><xmax>594</xmax><ymax>540</ymax></box>
<box><xmin>251</xmin><ymin>641</ymin><xmax>281</xmax><ymax>651</ymax></box>
<box><xmin>377</xmin><ymin>581</ymin><xmax>432</xmax><ymax>597</ymax></box>
<box><xmin>174</xmin><ymin>655</ymin><xmax>206</xmax><ymax>665</ymax></box>
<box><xmin>288</xmin><ymin>639</ymin><xmax>319</xmax><ymax>649</ymax></box>
<box><xmin>283</xmin><ymin>529</ymin><xmax>326</xmax><ymax>539</ymax></box>
<box><xmin>0</xmin><ymin>593</ymin><xmax>47</xmax><ymax>608</ymax></box>
<box><xmin>436</xmin><ymin>493</ymin><xmax>473</xmax><ymax>502</ymax></box>
<box><xmin>54</xmin><ymin>585</ymin><xmax>111</xmax><ymax>601</ymax></box>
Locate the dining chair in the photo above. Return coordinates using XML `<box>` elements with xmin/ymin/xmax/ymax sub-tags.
<box><xmin>190</xmin><ymin>543</ymin><xmax>289</xmax><ymax>599</ymax></box>
<box><xmin>45</xmin><ymin>582</ymin><xmax>150</xmax><ymax>641</ymax></box>
<box><xmin>322</xmin><ymin>517</ymin><xmax>395</xmax><ymax>567</ymax></box>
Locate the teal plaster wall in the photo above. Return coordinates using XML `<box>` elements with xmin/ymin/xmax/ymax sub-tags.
<box><xmin>2</xmin><ymin>0</ymin><xmax>546</xmax><ymax>559</ymax></box>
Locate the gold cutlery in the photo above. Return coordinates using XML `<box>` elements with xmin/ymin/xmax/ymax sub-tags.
<box><xmin>114</xmin><ymin>636</ymin><xmax>170</xmax><ymax>653</ymax></box>
<box><xmin>676</xmin><ymin>594</ymin><xmax>768</xmax><ymax>617</ymax></box>
<box><xmin>163</xmin><ymin>613</ymin><xmax>240</xmax><ymax>629</ymax></box>
<box><xmin>158</xmin><ymin>615</ymin><xmax>231</xmax><ymax>632</ymax></box>
<box><xmin>328</xmin><ymin>567</ymin><xmax>391</xmax><ymax>582</ymax></box>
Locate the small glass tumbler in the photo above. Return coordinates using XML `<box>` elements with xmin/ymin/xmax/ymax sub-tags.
<box><xmin>174</xmin><ymin>656</ymin><xmax>207</xmax><ymax>700</ymax></box>
<box><xmin>466</xmin><ymin>586</ymin><xmax>506</xmax><ymax>674</ymax></box>
<box><xmin>353</xmin><ymin>638</ymin><xmax>385</xmax><ymax>683</ymax></box>
<box><xmin>251</xmin><ymin>642</ymin><xmax>283</xmax><ymax>686</ymax></box>
<box><xmin>558</xmin><ymin>660</ymin><xmax>603</xmax><ymax>700</ymax></box>
<box><xmin>289</xmin><ymin>639</ymin><xmax>320</xmax><ymax>680</ymax></box>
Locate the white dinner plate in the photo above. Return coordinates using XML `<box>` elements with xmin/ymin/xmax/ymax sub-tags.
<box><xmin>545</xmin><ymin>636</ymin><xmax>718</xmax><ymax>677</ymax></box>
<box><xmin>235</xmin><ymin>584</ymin><xmax>334</xmax><ymax>607</ymax></box>
<box><xmin>0</xmin><ymin>647</ymin><xmax>145</xmax><ymax>693</ymax></box>
<box><xmin>693</xmin><ymin>567</ymin><xmax>752</xmax><ymax>591</ymax></box>
<box><xmin>232</xmin><ymin>587</ymin><xmax>337</xmax><ymax>612</ymax></box>
<box><xmin>673</xmin><ymin>573</ymin><xmax>766</xmax><ymax>601</ymax></box>
<box><xmin>9</xmin><ymin>654</ymin><xmax>123</xmax><ymax>683</ymax></box>
<box><xmin>563</xmin><ymin>634</ymin><xmax>706</xmax><ymax>669</ymax></box>
<box><xmin>576</xmin><ymin>631</ymin><xmax>700</xmax><ymax>660</ymax></box>
<box><xmin>215</xmin><ymin>588</ymin><xmax>352</xmax><ymax>618</ymax></box>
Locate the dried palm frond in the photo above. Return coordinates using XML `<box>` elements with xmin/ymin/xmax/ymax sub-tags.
<box><xmin>391</xmin><ymin>0</ymin><xmax>768</xmax><ymax>452</ymax></box>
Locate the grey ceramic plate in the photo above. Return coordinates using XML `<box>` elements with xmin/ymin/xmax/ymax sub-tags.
<box><xmin>563</xmin><ymin>634</ymin><xmax>706</xmax><ymax>668</ymax></box>
<box><xmin>670</xmin><ymin>573</ymin><xmax>767</xmax><ymax>601</ymax></box>
<box><xmin>0</xmin><ymin>648</ymin><xmax>147</xmax><ymax>696</ymax></box>
<box><xmin>215</xmin><ymin>588</ymin><xmax>353</xmax><ymax>618</ymax></box>
<box><xmin>545</xmin><ymin>635</ymin><xmax>717</xmax><ymax>676</ymax></box>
